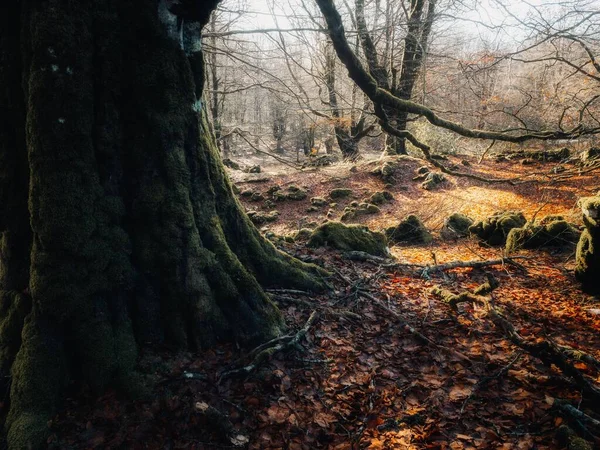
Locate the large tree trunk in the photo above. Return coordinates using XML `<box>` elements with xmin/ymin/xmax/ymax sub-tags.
<box><xmin>0</xmin><ymin>1</ymin><xmax>324</xmax><ymax>447</ymax></box>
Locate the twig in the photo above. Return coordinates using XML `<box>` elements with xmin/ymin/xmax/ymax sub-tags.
<box><xmin>357</xmin><ymin>289</ymin><xmax>471</xmax><ymax>362</ymax></box>
<box><xmin>219</xmin><ymin>311</ymin><xmax>320</xmax><ymax>382</ymax></box>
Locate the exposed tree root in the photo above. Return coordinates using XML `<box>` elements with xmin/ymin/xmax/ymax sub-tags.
<box><xmin>219</xmin><ymin>311</ymin><xmax>320</xmax><ymax>382</ymax></box>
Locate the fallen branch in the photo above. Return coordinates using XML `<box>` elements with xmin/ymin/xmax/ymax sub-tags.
<box><xmin>432</xmin><ymin>279</ymin><xmax>600</xmax><ymax>406</ymax></box>
<box><xmin>219</xmin><ymin>311</ymin><xmax>320</xmax><ymax>382</ymax></box>
<box><xmin>552</xmin><ymin>398</ymin><xmax>600</xmax><ymax>431</ymax></box>
<box><xmin>420</xmin><ymin>256</ymin><xmax>528</xmax><ymax>277</ymax></box>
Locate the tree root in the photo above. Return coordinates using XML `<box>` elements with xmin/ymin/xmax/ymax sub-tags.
<box><xmin>218</xmin><ymin>311</ymin><xmax>320</xmax><ymax>382</ymax></box>
<box><xmin>431</xmin><ymin>278</ymin><xmax>600</xmax><ymax>406</ymax></box>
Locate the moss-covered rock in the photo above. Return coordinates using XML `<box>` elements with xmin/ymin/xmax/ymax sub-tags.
<box><xmin>247</xmin><ymin>210</ymin><xmax>279</xmax><ymax>224</ymax></box>
<box><xmin>311</xmin><ymin>197</ymin><xmax>328</xmax><ymax>207</ymax></box>
<box><xmin>469</xmin><ymin>210</ymin><xmax>527</xmax><ymax>246</ymax></box>
<box><xmin>581</xmin><ymin>147</ymin><xmax>600</xmax><ymax>165</ymax></box>
<box><xmin>575</xmin><ymin>195</ymin><xmax>600</xmax><ymax>293</ymax></box>
<box><xmin>505</xmin><ymin>216</ymin><xmax>580</xmax><ymax>253</ymax></box>
<box><xmin>421</xmin><ymin>172</ymin><xmax>446</xmax><ymax>190</ymax></box>
<box><xmin>441</xmin><ymin>213</ymin><xmax>474</xmax><ymax>240</ymax></box>
<box><xmin>385</xmin><ymin>215</ymin><xmax>433</xmax><ymax>245</ymax></box>
<box><xmin>369</xmin><ymin>191</ymin><xmax>393</xmax><ymax>205</ymax></box>
<box><xmin>294</xmin><ymin>228</ymin><xmax>313</xmax><ymax>241</ymax></box>
<box><xmin>307</xmin><ymin>222</ymin><xmax>388</xmax><ymax>256</ymax></box>
<box><xmin>329</xmin><ymin>188</ymin><xmax>353</xmax><ymax>199</ymax></box>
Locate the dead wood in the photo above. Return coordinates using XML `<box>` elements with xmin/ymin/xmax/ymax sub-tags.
<box><xmin>432</xmin><ymin>279</ymin><xmax>600</xmax><ymax>406</ymax></box>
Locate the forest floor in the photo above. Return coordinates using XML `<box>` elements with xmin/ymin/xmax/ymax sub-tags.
<box><xmin>49</xmin><ymin>150</ymin><xmax>600</xmax><ymax>449</ymax></box>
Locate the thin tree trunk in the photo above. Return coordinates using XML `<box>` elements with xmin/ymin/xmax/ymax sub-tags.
<box><xmin>0</xmin><ymin>1</ymin><xmax>324</xmax><ymax>447</ymax></box>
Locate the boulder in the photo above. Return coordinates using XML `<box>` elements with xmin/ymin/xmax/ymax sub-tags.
<box><xmin>441</xmin><ymin>213</ymin><xmax>474</xmax><ymax>240</ymax></box>
<box><xmin>421</xmin><ymin>172</ymin><xmax>446</xmax><ymax>190</ymax></box>
<box><xmin>575</xmin><ymin>195</ymin><xmax>600</xmax><ymax>293</ymax></box>
<box><xmin>469</xmin><ymin>210</ymin><xmax>527</xmax><ymax>246</ymax></box>
<box><xmin>246</xmin><ymin>165</ymin><xmax>261</xmax><ymax>173</ymax></box>
<box><xmin>385</xmin><ymin>215</ymin><xmax>432</xmax><ymax>245</ymax></box>
<box><xmin>581</xmin><ymin>147</ymin><xmax>600</xmax><ymax>165</ymax></box>
<box><xmin>307</xmin><ymin>222</ymin><xmax>388</xmax><ymax>256</ymax></box>
<box><xmin>505</xmin><ymin>216</ymin><xmax>580</xmax><ymax>253</ymax></box>
<box><xmin>329</xmin><ymin>188</ymin><xmax>353</xmax><ymax>199</ymax></box>
<box><xmin>310</xmin><ymin>197</ymin><xmax>328</xmax><ymax>207</ymax></box>
<box><xmin>247</xmin><ymin>210</ymin><xmax>279</xmax><ymax>225</ymax></box>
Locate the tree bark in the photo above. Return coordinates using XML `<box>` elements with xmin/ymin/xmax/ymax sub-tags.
<box><xmin>0</xmin><ymin>1</ymin><xmax>324</xmax><ymax>447</ymax></box>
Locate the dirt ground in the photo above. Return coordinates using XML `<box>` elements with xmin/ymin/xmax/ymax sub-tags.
<box><xmin>48</xmin><ymin>151</ymin><xmax>600</xmax><ymax>449</ymax></box>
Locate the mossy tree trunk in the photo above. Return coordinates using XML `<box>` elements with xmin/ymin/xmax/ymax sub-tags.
<box><xmin>0</xmin><ymin>1</ymin><xmax>324</xmax><ymax>447</ymax></box>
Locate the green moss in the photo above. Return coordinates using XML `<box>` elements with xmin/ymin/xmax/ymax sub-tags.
<box><xmin>369</xmin><ymin>191</ymin><xmax>392</xmax><ymax>205</ymax></box>
<box><xmin>505</xmin><ymin>217</ymin><xmax>580</xmax><ymax>253</ymax></box>
<box><xmin>385</xmin><ymin>215</ymin><xmax>433</xmax><ymax>245</ymax></box>
<box><xmin>469</xmin><ymin>210</ymin><xmax>527</xmax><ymax>246</ymax></box>
<box><xmin>441</xmin><ymin>213</ymin><xmax>473</xmax><ymax>239</ymax></box>
<box><xmin>329</xmin><ymin>188</ymin><xmax>353</xmax><ymax>199</ymax></box>
<box><xmin>308</xmin><ymin>222</ymin><xmax>389</xmax><ymax>256</ymax></box>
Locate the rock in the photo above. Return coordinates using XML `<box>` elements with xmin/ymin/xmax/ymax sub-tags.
<box><xmin>329</xmin><ymin>188</ymin><xmax>353</xmax><ymax>199</ymax></box>
<box><xmin>441</xmin><ymin>213</ymin><xmax>474</xmax><ymax>240</ymax></box>
<box><xmin>363</xmin><ymin>203</ymin><xmax>380</xmax><ymax>214</ymax></box>
<box><xmin>369</xmin><ymin>191</ymin><xmax>393</xmax><ymax>205</ymax></box>
<box><xmin>505</xmin><ymin>216</ymin><xmax>580</xmax><ymax>253</ymax></box>
<box><xmin>581</xmin><ymin>147</ymin><xmax>600</xmax><ymax>165</ymax></box>
<box><xmin>267</xmin><ymin>185</ymin><xmax>281</xmax><ymax>194</ymax></box>
<box><xmin>421</xmin><ymin>172</ymin><xmax>446</xmax><ymax>190</ymax></box>
<box><xmin>247</xmin><ymin>210</ymin><xmax>279</xmax><ymax>225</ymax></box>
<box><xmin>246</xmin><ymin>165</ymin><xmax>261</xmax><ymax>173</ymax></box>
<box><xmin>575</xmin><ymin>195</ymin><xmax>600</xmax><ymax>293</ymax></box>
<box><xmin>250</xmin><ymin>192</ymin><xmax>264</xmax><ymax>202</ymax></box>
<box><xmin>461</xmin><ymin>160</ymin><xmax>471</xmax><ymax>167</ymax></box>
<box><xmin>416</xmin><ymin>166</ymin><xmax>430</xmax><ymax>175</ymax></box>
<box><xmin>223</xmin><ymin>158</ymin><xmax>241</xmax><ymax>170</ymax></box>
<box><xmin>340</xmin><ymin>207</ymin><xmax>356</xmax><ymax>222</ymax></box>
<box><xmin>295</xmin><ymin>228</ymin><xmax>313</xmax><ymax>240</ymax></box>
<box><xmin>306</xmin><ymin>206</ymin><xmax>319</xmax><ymax>212</ymax></box>
<box><xmin>385</xmin><ymin>215</ymin><xmax>432</xmax><ymax>244</ymax></box>
<box><xmin>287</xmin><ymin>187</ymin><xmax>308</xmax><ymax>200</ymax></box>
<box><xmin>349</xmin><ymin>201</ymin><xmax>359</xmax><ymax>207</ymax></box>
<box><xmin>469</xmin><ymin>210</ymin><xmax>527</xmax><ymax>246</ymax></box>
<box><xmin>311</xmin><ymin>197</ymin><xmax>328</xmax><ymax>207</ymax></box>
<box><xmin>240</xmin><ymin>189</ymin><xmax>254</xmax><ymax>197</ymax></box>
<box><xmin>307</xmin><ymin>222</ymin><xmax>389</xmax><ymax>256</ymax></box>
<box><xmin>273</xmin><ymin>186</ymin><xmax>308</xmax><ymax>201</ymax></box>
<box><xmin>264</xmin><ymin>199</ymin><xmax>275</xmax><ymax>209</ymax></box>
